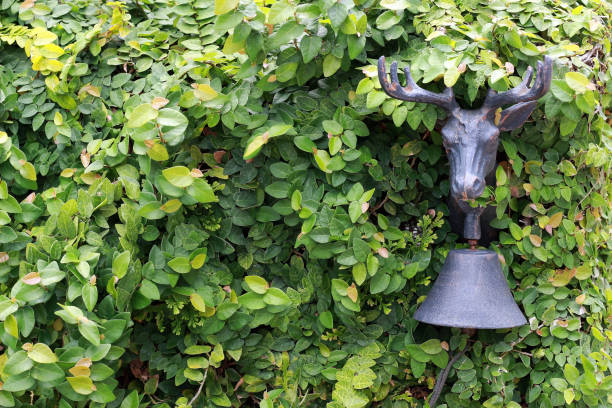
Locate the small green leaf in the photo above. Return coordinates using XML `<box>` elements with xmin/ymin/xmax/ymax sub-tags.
<box><xmin>323</xmin><ymin>54</ymin><xmax>341</xmax><ymax>77</ymax></box>
<box><xmin>168</xmin><ymin>257</ymin><xmax>191</xmax><ymax>274</ymax></box>
<box><xmin>238</xmin><ymin>292</ymin><xmax>266</xmax><ymax>310</ymax></box>
<box><xmin>366</xmin><ymin>90</ymin><xmax>386</xmax><ymax>109</ymax></box>
<box><xmin>120</xmin><ymin>390</ymin><xmax>139</xmax><ymax>408</ymax></box>
<box><xmin>352</xmin><ymin>263</ymin><xmax>367</xmax><ymax>286</ymax></box>
<box><xmin>319</xmin><ymin>310</ymin><xmax>333</xmax><ymax>329</ymax></box>
<box><xmin>300</xmin><ymin>36</ymin><xmax>322</xmax><ymax>63</ymax></box>
<box><xmin>78</xmin><ymin>322</ymin><xmax>100</xmax><ymax>346</ymax></box>
<box><xmin>565</xmin><ymin>72</ymin><xmax>591</xmax><ymax>93</ymax></box>
<box><xmin>323</xmin><ymin>120</ymin><xmax>343</xmax><ymax>135</ymax></box>
<box><xmin>126</xmin><ymin>103</ymin><xmax>158</xmax><ymax>128</ymax></box>
<box><xmin>245</xmin><ymin>275</ymin><xmax>269</xmax><ymax>294</ymax></box>
<box><xmin>112</xmin><ymin>251</ymin><xmax>130</xmax><ymax>279</ymax></box>
<box><xmin>162</xmin><ymin>166</ymin><xmax>193</xmax><ymax>187</ymax></box>
<box><xmin>420</xmin><ymin>339</ymin><xmax>442</xmax><ymax>355</ymax></box>
<box><xmin>263</xmin><ymin>287</ymin><xmax>291</xmax><ymax>306</ymax></box>
<box><xmin>67</xmin><ymin>376</ymin><xmax>95</xmax><ymax>395</ymax></box>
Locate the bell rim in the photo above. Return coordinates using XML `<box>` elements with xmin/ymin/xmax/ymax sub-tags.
<box><xmin>414</xmin><ymin>313</ymin><xmax>528</xmax><ymax>330</ymax></box>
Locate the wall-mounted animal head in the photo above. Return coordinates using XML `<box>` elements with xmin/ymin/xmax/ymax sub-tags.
<box><xmin>378</xmin><ymin>56</ymin><xmax>552</xmax><ymax>201</ymax></box>
<box><xmin>378</xmin><ymin>56</ymin><xmax>552</xmax><ymax>240</ymax></box>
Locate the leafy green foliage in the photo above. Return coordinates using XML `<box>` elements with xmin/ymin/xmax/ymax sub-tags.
<box><xmin>0</xmin><ymin>0</ymin><xmax>610</xmax><ymax>407</ymax></box>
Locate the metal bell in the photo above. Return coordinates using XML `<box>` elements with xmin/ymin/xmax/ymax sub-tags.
<box><xmin>414</xmin><ymin>249</ymin><xmax>527</xmax><ymax>329</ymax></box>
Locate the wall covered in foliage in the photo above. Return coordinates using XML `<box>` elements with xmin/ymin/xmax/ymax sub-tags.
<box><xmin>0</xmin><ymin>0</ymin><xmax>610</xmax><ymax>407</ymax></box>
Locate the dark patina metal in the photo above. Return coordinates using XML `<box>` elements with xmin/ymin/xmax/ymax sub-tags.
<box><xmin>412</xmin><ymin>249</ymin><xmax>527</xmax><ymax>329</ymax></box>
<box><xmin>378</xmin><ymin>56</ymin><xmax>552</xmax><ymax>329</ymax></box>
<box><xmin>378</xmin><ymin>56</ymin><xmax>552</xmax><ymax>242</ymax></box>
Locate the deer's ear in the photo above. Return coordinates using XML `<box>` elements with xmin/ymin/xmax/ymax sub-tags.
<box><xmin>496</xmin><ymin>101</ymin><xmax>537</xmax><ymax>131</ymax></box>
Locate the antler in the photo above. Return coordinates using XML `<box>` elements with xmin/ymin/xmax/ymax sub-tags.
<box><xmin>377</xmin><ymin>56</ymin><xmax>457</xmax><ymax>111</ymax></box>
<box><xmin>483</xmin><ymin>56</ymin><xmax>553</xmax><ymax>109</ymax></box>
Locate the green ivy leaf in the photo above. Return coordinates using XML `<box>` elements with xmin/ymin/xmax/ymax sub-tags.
<box><xmin>323</xmin><ymin>54</ymin><xmax>341</xmax><ymax>77</ymax></box>
<box><xmin>263</xmin><ymin>287</ymin><xmax>291</xmax><ymax>306</ymax></box>
<box><xmin>67</xmin><ymin>376</ymin><xmax>95</xmax><ymax>395</ymax></box>
<box><xmin>245</xmin><ymin>275</ymin><xmax>269</xmax><ymax>294</ymax></box>
<box><xmin>126</xmin><ymin>103</ymin><xmax>158</xmax><ymax>128</ymax></box>
<box><xmin>162</xmin><ymin>166</ymin><xmax>193</xmax><ymax>188</ymax></box>
<box><xmin>112</xmin><ymin>251</ymin><xmax>130</xmax><ymax>279</ymax></box>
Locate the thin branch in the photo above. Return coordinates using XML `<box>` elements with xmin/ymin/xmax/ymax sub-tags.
<box><xmin>188</xmin><ymin>368</ymin><xmax>209</xmax><ymax>407</ymax></box>
<box><xmin>298</xmin><ymin>388</ymin><xmax>309</xmax><ymax>406</ymax></box>
<box><xmin>428</xmin><ymin>349</ymin><xmax>467</xmax><ymax>407</ymax></box>
<box><xmin>369</xmin><ymin>195</ymin><xmax>389</xmax><ymax>215</ymax></box>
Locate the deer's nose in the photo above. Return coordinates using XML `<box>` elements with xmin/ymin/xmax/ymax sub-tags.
<box><xmin>452</xmin><ymin>174</ymin><xmax>485</xmax><ymax>199</ymax></box>
<box><xmin>464</xmin><ymin>174</ymin><xmax>485</xmax><ymax>198</ymax></box>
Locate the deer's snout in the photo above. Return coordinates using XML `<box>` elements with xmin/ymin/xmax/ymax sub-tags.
<box><xmin>451</xmin><ymin>174</ymin><xmax>485</xmax><ymax>200</ymax></box>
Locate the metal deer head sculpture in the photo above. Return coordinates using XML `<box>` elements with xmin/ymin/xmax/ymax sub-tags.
<box><xmin>378</xmin><ymin>56</ymin><xmax>552</xmax><ymax>242</ymax></box>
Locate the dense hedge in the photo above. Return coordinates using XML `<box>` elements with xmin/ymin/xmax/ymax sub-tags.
<box><xmin>0</xmin><ymin>0</ymin><xmax>610</xmax><ymax>407</ymax></box>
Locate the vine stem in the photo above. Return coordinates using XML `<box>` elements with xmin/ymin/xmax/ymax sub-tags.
<box><xmin>428</xmin><ymin>348</ymin><xmax>468</xmax><ymax>407</ymax></box>
<box><xmin>188</xmin><ymin>368</ymin><xmax>209</xmax><ymax>407</ymax></box>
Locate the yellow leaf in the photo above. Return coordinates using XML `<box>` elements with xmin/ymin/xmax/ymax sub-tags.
<box><xmin>45</xmin><ymin>74</ymin><xmax>60</xmax><ymax>91</ymax></box>
<box><xmin>562</xmin><ymin>44</ymin><xmax>580</xmax><ymax>52</ymax></box>
<box><xmin>190</xmin><ymin>251</ymin><xmax>207</xmax><ymax>269</ymax></box>
<box><xmin>491</xmin><ymin>57</ymin><xmax>503</xmax><ymax>67</ymax></box>
<box><xmin>548</xmin><ymin>212</ymin><xmax>563</xmax><ymax>228</ymax></box>
<box><xmin>39</xmin><ymin>58</ymin><xmax>64</xmax><ymax>72</ymax></box>
<box><xmin>222</xmin><ymin>34</ymin><xmax>244</xmax><ymax>54</ymax></box>
<box><xmin>187</xmin><ymin>357</ymin><xmax>209</xmax><ymax>369</ymax></box>
<box><xmin>549</xmin><ymin>268</ymin><xmax>576</xmax><ymax>287</ymax></box>
<box><xmin>529</xmin><ymin>234</ymin><xmax>542</xmax><ymax>247</ymax></box>
<box><xmin>146</xmin><ymin>142</ymin><xmax>169</xmax><ymax>161</ymax></box>
<box><xmin>39</xmin><ymin>43</ymin><xmax>65</xmax><ymax>58</ymax></box>
<box><xmin>151</xmin><ymin>96</ymin><xmax>169</xmax><ymax>110</ymax></box>
<box><xmin>243</xmin><ymin>135</ymin><xmax>267</xmax><ymax>160</ymax></box>
<box><xmin>193</xmin><ymin>84</ymin><xmax>219</xmax><ymax>101</ymax></box>
<box><xmin>28</xmin><ymin>343</ymin><xmax>58</xmax><ymax>363</ymax></box>
<box><xmin>4</xmin><ymin>315</ymin><xmax>18</xmax><ymax>338</ymax></box>
<box><xmin>79</xmin><ymin>84</ymin><xmax>101</xmax><ymax>98</ymax></box>
<box><xmin>190</xmin><ymin>293</ymin><xmax>207</xmax><ymax>312</ymax></box>
<box><xmin>160</xmin><ymin>199</ymin><xmax>182</xmax><ymax>213</ymax></box>
<box><xmin>203</xmin><ymin>305</ymin><xmax>215</xmax><ymax>317</ymax></box>
<box><xmin>75</xmin><ymin>357</ymin><xmax>92</xmax><ymax>367</ymax></box>
<box><xmin>69</xmin><ymin>366</ymin><xmax>91</xmax><ymax>377</ymax></box>
<box><xmin>215</xmin><ymin>0</ymin><xmax>238</xmax><ymax>15</ymax></box>
<box><xmin>19</xmin><ymin>161</ymin><xmax>37</xmax><ymax>181</ymax></box>
<box><xmin>67</xmin><ymin>376</ymin><xmax>95</xmax><ymax>395</ymax></box>
<box><xmin>31</xmin><ymin>55</ymin><xmax>42</xmax><ymax>70</ymax></box>
<box><xmin>60</xmin><ymin>168</ymin><xmax>75</xmax><ymax>177</ymax></box>
<box><xmin>33</xmin><ymin>30</ymin><xmax>58</xmax><ymax>46</ymax></box>
<box><xmin>346</xmin><ymin>284</ymin><xmax>358</xmax><ymax>303</ymax></box>
<box><xmin>54</xmin><ymin>111</ymin><xmax>63</xmax><ymax>125</ymax></box>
